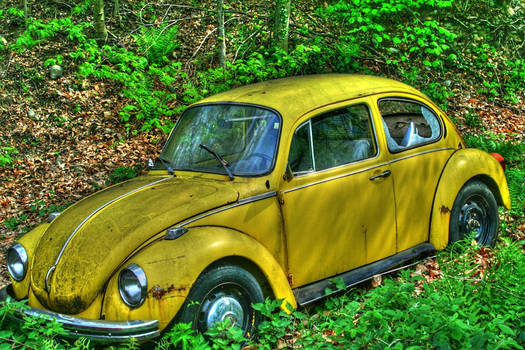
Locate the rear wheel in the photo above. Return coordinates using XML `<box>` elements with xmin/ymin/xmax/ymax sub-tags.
<box><xmin>449</xmin><ymin>180</ymin><xmax>499</xmax><ymax>247</ymax></box>
<box><xmin>177</xmin><ymin>264</ymin><xmax>264</xmax><ymax>339</ymax></box>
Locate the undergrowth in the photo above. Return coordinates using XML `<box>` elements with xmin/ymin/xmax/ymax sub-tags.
<box><xmin>0</xmin><ymin>239</ymin><xmax>523</xmax><ymax>349</ymax></box>
<box><xmin>2</xmin><ymin>0</ymin><xmax>523</xmax><ymax>131</ymax></box>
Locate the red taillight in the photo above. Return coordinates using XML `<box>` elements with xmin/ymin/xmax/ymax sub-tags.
<box><xmin>490</xmin><ymin>153</ymin><xmax>506</xmax><ymax>171</ymax></box>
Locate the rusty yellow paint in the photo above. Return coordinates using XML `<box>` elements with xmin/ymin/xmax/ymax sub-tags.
<box><xmin>31</xmin><ymin>175</ymin><xmax>240</xmax><ymax>314</ymax></box>
<box><xmin>367</xmin><ymin>92</ymin><xmax>463</xmax><ymax>251</ymax></box>
<box><xmin>102</xmin><ymin>226</ymin><xmax>296</xmax><ymax>330</ymax></box>
<box><xmin>190</xmin><ymin>196</ymin><xmax>287</xmax><ymax>268</ymax></box>
<box><xmin>429</xmin><ymin>148</ymin><xmax>511</xmax><ymax>249</ymax></box>
<box><xmin>6</xmin><ymin>74</ymin><xmax>511</xmax><ymax>337</ymax></box>
<box><xmin>277</xmin><ymin>96</ymin><xmax>397</xmax><ymax>286</ymax></box>
<box><xmin>389</xmin><ymin>147</ymin><xmax>454</xmax><ymax>251</ymax></box>
<box><xmin>26</xmin><ymin>287</ymin><xmax>103</xmax><ymax>320</ymax></box>
<box><xmin>10</xmin><ymin>224</ymin><xmax>50</xmax><ymax>299</ymax></box>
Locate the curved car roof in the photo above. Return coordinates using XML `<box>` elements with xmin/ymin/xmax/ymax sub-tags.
<box><xmin>198</xmin><ymin>74</ymin><xmax>422</xmax><ymax>122</ymax></box>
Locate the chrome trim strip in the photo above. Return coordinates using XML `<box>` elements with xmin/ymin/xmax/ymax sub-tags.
<box><xmin>177</xmin><ymin>191</ymin><xmax>277</xmax><ymax>227</ymax></box>
<box><xmin>237</xmin><ymin>191</ymin><xmax>277</xmax><ymax>205</ymax></box>
<box><xmin>45</xmin><ymin>177</ymin><xmax>172</xmax><ymax>291</ymax></box>
<box><xmin>1</xmin><ymin>285</ymin><xmax>160</xmax><ymax>342</ymax></box>
<box><xmin>387</xmin><ymin>147</ymin><xmax>455</xmax><ymax>165</ymax></box>
<box><xmin>284</xmin><ymin>147</ymin><xmax>455</xmax><ymax>194</ymax></box>
<box><xmin>284</xmin><ymin>163</ymin><xmax>385</xmax><ymax>193</ymax></box>
<box><xmin>308</xmin><ymin>121</ymin><xmax>316</xmax><ymax>171</ymax></box>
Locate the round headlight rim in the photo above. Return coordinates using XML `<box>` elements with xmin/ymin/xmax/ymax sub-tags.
<box><xmin>118</xmin><ymin>263</ymin><xmax>147</xmax><ymax>308</ymax></box>
<box><xmin>6</xmin><ymin>243</ymin><xmax>28</xmax><ymax>282</ymax></box>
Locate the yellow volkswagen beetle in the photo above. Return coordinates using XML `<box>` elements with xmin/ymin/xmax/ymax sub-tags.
<box><xmin>1</xmin><ymin>74</ymin><xmax>510</xmax><ymax>341</ymax></box>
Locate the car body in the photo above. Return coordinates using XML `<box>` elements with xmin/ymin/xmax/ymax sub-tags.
<box><xmin>2</xmin><ymin>74</ymin><xmax>510</xmax><ymax>342</ymax></box>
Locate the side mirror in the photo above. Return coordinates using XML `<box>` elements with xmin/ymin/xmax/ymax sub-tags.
<box><xmin>283</xmin><ymin>164</ymin><xmax>294</xmax><ymax>182</ymax></box>
<box><xmin>147</xmin><ymin>158</ymin><xmax>154</xmax><ymax>168</ymax></box>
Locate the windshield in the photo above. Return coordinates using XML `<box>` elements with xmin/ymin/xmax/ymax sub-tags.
<box><xmin>159</xmin><ymin>104</ymin><xmax>281</xmax><ymax>176</ymax></box>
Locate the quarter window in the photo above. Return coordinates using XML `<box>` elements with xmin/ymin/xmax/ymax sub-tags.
<box><xmin>378</xmin><ymin>99</ymin><xmax>441</xmax><ymax>152</ymax></box>
<box><xmin>288</xmin><ymin>104</ymin><xmax>376</xmax><ymax>175</ymax></box>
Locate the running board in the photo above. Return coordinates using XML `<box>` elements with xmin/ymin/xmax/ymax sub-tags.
<box><xmin>292</xmin><ymin>243</ymin><xmax>436</xmax><ymax>306</ymax></box>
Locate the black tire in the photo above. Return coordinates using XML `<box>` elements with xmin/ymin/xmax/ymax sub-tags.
<box><xmin>449</xmin><ymin>180</ymin><xmax>499</xmax><ymax>247</ymax></box>
<box><xmin>177</xmin><ymin>264</ymin><xmax>264</xmax><ymax>339</ymax></box>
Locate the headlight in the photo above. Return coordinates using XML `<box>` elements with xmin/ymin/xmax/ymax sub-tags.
<box><xmin>6</xmin><ymin>243</ymin><xmax>28</xmax><ymax>282</ymax></box>
<box><xmin>118</xmin><ymin>264</ymin><xmax>147</xmax><ymax>308</ymax></box>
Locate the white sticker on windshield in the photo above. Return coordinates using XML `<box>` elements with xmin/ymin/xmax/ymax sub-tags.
<box><xmin>274</xmin><ymin>122</ymin><xmax>280</xmax><ymax>129</ymax></box>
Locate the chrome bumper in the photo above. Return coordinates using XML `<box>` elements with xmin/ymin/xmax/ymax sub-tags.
<box><xmin>0</xmin><ymin>285</ymin><xmax>160</xmax><ymax>342</ymax></box>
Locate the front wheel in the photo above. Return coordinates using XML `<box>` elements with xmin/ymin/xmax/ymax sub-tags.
<box><xmin>449</xmin><ymin>180</ymin><xmax>499</xmax><ymax>247</ymax></box>
<box><xmin>177</xmin><ymin>264</ymin><xmax>265</xmax><ymax>339</ymax></box>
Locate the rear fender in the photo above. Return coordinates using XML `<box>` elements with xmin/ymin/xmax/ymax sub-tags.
<box><xmin>429</xmin><ymin>148</ymin><xmax>510</xmax><ymax>250</ymax></box>
<box><xmin>102</xmin><ymin>226</ymin><xmax>296</xmax><ymax>330</ymax></box>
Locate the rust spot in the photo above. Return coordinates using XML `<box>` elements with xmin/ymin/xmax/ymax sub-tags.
<box><xmin>151</xmin><ymin>286</ymin><xmax>167</xmax><ymax>300</ymax></box>
<box><xmin>149</xmin><ymin>284</ymin><xmax>187</xmax><ymax>300</ymax></box>
<box><xmin>440</xmin><ymin>205</ymin><xmax>451</xmax><ymax>214</ymax></box>
<box><xmin>287</xmin><ymin>274</ymin><xmax>293</xmax><ymax>286</ymax></box>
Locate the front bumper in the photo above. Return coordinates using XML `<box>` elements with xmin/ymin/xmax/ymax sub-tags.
<box><xmin>0</xmin><ymin>285</ymin><xmax>160</xmax><ymax>342</ymax></box>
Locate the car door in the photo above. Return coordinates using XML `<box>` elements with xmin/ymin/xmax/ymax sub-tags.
<box><xmin>280</xmin><ymin>100</ymin><xmax>397</xmax><ymax>288</ymax></box>
<box><xmin>374</xmin><ymin>96</ymin><xmax>455</xmax><ymax>252</ymax></box>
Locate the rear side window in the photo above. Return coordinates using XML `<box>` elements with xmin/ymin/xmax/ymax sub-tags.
<box><xmin>288</xmin><ymin>104</ymin><xmax>376</xmax><ymax>175</ymax></box>
<box><xmin>378</xmin><ymin>99</ymin><xmax>441</xmax><ymax>152</ymax></box>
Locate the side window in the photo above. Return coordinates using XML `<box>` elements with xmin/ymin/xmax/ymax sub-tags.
<box><xmin>378</xmin><ymin>99</ymin><xmax>441</xmax><ymax>152</ymax></box>
<box><xmin>288</xmin><ymin>104</ymin><xmax>376</xmax><ymax>175</ymax></box>
<box><xmin>288</xmin><ymin>122</ymin><xmax>314</xmax><ymax>175</ymax></box>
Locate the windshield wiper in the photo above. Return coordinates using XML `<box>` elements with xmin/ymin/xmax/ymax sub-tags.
<box><xmin>158</xmin><ymin>155</ymin><xmax>174</xmax><ymax>175</ymax></box>
<box><xmin>199</xmin><ymin>144</ymin><xmax>234</xmax><ymax>180</ymax></box>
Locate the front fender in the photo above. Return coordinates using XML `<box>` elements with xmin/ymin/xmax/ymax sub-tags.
<box><xmin>10</xmin><ymin>223</ymin><xmax>50</xmax><ymax>299</ymax></box>
<box><xmin>429</xmin><ymin>148</ymin><xmax>510</xmax><ymax>250</ymax></box>
<box><xmin>102</xmin><ymin>226</ymin><xmax>296</xmax><ymax>330</ymax></box>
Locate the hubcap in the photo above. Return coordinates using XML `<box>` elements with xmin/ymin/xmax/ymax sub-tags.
<box><xmin>205</xmin><ymin>296</ymin><xmax>244</xmax><ymax>329</ymax></box>
<box><xmin>197</xmin><ymin>284</ymin><xmax>252</xmax><ymax>333</ymax></box>
<box><xmin>459</xmin><ymin>196</ymin><xmax>489</xmax><ymax>243</ymax></box>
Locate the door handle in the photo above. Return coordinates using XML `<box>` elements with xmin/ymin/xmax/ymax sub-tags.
<box><xmin>369</xmin><ymin>170</ymin><xmax>391</xmax><ymax>181</ymax></box>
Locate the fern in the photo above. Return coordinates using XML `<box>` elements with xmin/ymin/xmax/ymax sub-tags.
<box><xmin>506</xmin><ymin>167</ymin><xmax>525</xmax><ymax>217</ymax></box>
<box><xmin>134</xmin><ymin>25</ymin><xmax>180</xmax><ymax>65</ymax></box>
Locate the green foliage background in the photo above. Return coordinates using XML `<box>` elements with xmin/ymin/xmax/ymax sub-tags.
<box><xmin>0</xmin><ymin>0</ymin><xmax>523</xmax><ymax>348</ymax></box>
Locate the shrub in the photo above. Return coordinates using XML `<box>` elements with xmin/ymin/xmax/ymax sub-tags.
<box><xmin>107</xmin><ymin>166</ymin><xmax>140</xmax><ymax>184</ymax></box>
<box><xmin>0</xmin><ymin>147</ymin><xmax>18</xmax><ymax>167</ymax></box>
<box><xmin>463</xmin><ymin>133</ymin><xmax>525</xmax><ymax>166</ymax></box>
<box><xmin>134</xmin><ymin>25</ymin><xmax>180</xmax><ymax>65</ymax></box>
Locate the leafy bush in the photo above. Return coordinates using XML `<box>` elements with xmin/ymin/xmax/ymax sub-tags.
<box><xmin>0</xmin><ymin>147</ymin><xmax>18</xmax><ymax>167</ymax></box>
<box><xmin>11</xmin><ymin>18</ymin><xmax>89</xmax><ymax>52</ymax></box>
<box><xmin>463</xmin><ymin>133</ymin><xmax>525</xmax><ymax>166</ymax></box>
<box><xmin>192</xmin><ymin>45</ymin><xmax>327</xmax><ymax>101</ymax></box>
<box><xmin>107</xmin><ymin>166</ymin><xmax>140</xmax><ymax>184</ymax></box>
<box><xmin>0</xmin><ymin>299</ymin><xmax>68</xmax><ymax>349</ymax></box>
<box><xmin>134</xmin><ymin>25</ymin><xmax>180</xmax><ymax>65</ymax></box>
<box><xmin>2</xmin><ymin>214</ymin><xmax>28</xmax><ymax>231</ymax></box>
<box><xmin>252</xmin><ymin>240</ymin><xmax>524</xmax><ymax>349</ymax></box>
<box><xmin>29</xmin><ymin>200</ymin><xmax>70</xmax><ymax>218</ymax></box>
<box><xmin>319</xmin><ymin>0</ymin><xmax>457</xmax><ymax>67</ymax></box>
<box><xmin>505</xmin><ymin>167</ymin><xmax>525</xmax><ymax>218</ymax></box>
<box><xmin>78</xmin><ymin>42</ymin><xmax>183</xmax><ymax>133</ymax></box>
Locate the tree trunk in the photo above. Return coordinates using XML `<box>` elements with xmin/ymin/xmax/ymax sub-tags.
<box><xmin>274</xmin><ymin>0</ymin><xmax>291</xmax><ymax>52</ymax></box>
<box><xmin>217</xmin><ymin>0</ymin><xmax>226</xmax><ymax>68</ymax></box>
<box><xmin>114</xmin><ymin>0</ymin><xmax>121</xmax><ymax>23</ymax></box>
<box><xmin>93</xmin><ymin>0</ymin><xmax>108</xmax><ymax>40</ymax></box>
<box><xmin>23</xmin><ymin>0</ymin><xmax>29</xmax><ymax>27</ymax></box>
